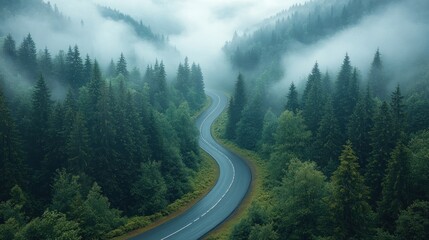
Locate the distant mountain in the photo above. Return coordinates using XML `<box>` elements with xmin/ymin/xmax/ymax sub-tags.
<box><xmin>223</xmin><ymin>0</ymin><xmax>398</xmax><ymax>77</ymax></box>
<box><xmin>98</xmin><ymin>6</ymin><xmax>167</xmax><ymax>47</ymax></box>
<box><xmin>0</xmin><ymin>0</ymin><xmax>168</xmax><ymax>48</ymax></box>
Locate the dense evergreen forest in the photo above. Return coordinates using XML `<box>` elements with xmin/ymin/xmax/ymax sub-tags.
<box><xmin>221</xmin><ymin>0</ymin><xmax>429</xmax><ymax>239</ymax></box>
<box><xmin>0</xmin><ymin>32</ymin><xmax>206</xmax><ymax>239</ymax></box>
<box><xmin>1</xmin><ymin>0</ymin><xmax>428</xmax><ymax>239</ymax></box>
<box><xmin>225</xmin><ymin>47</ymin><xmax>429</xmax><ymax>240</ymax></box>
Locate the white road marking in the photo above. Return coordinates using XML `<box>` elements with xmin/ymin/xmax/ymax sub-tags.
<box><xmin>160</xmin><ymin>91</ymin><xmax>236</xmax><ymax>240</ymax></box>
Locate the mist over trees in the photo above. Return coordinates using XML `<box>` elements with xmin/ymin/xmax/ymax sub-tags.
<box><xmin>0</xmin><ymin>31</ymin><xmax>206</xmax><ymax>238</ymax></box>
<box><xmin>1</xmin><ymin>0</ymin><xmax>429</xmax><ymax>239</ymax></box>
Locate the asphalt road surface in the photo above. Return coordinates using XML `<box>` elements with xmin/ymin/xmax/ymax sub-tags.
<box><xmin>131</xmin><ymin>90</ymin><xmax>252</xmax><ymax>240</ymax></box>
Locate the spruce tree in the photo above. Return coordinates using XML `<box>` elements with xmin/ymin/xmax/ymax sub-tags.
<box><xmin>38</xmin><ymin>47</ymin><xmax>53</xmax><ymax>79</ymax></box>
<box><xmin>190</xmin><ymin>63</ymin><xmax>205</xmax><ymax>110</ymax></box>
<box><xmin>330</xmin><ymin>141</ymin><xmax>373</xmax><ymax>239</ymax></box>
<box><xmin>236</xmin><ymin>94</ymin><xmax>264</xmax><ymax>150</ymax></box>
<box><xmin>303</xmin><ymin>62</ymin><xmax>324</xmax><ymax>133</ymax></box>
<box><xmin>390</xmin><ymin>85</ymin><xmax>406</xmax><ymax>143</ymax></box>
<box><xmin>116</xmin><ymin>53</ymin><xmax>128</xmax><ymax>79</ymax></box>
<box><xmin>82</xmin><ymin>54</ymin><xmax>93</xmax><ymax>85</ymax></box>
<box><xmin>225</xmin><ymin>73</ymin><xmax>246</xmax><ymax>140</ymax></box>
<box><xmin>2</xmin><ymin>34</ymin><xmax>17</xmax><ymax>61</ymax></box>
<box><xmin>348</xmin><ymin>87</ymin><xmax>374</xmax><ymax>171</ymax></box>
<box><xmin>333</xmin><ymin>54</ymin><xmax>353</xmax><ymax>138</ymax></box>
<box><xmin>66</xmin><ymin>112</ymin><xmax>91</xmax><ymax>174</ymax></box>
<box><xmin>379</xmin><ymin>142</ymin><xmax>410</xmax><ymax>230</ymax></box>
<box><xmin>285</xmin><ymin>82</ymin><xmax>299</xmax><ymax>113</ymax></box>
<box><xmin>368</xmin><ymin>49</ymin><xmax>388</xmax><ymax>100</ymax></box>
<box><xmin>28</xmin><ymin>75</ymin><xmax>52</xmax><ymax>204</ymax></box>
<box><xmin>18</xmin><ymin>33</ymin><xmax>38</xmax><ymax>78</ymax></box>
<box><xmin>315</xmin><ymin>98</ymin><xmax>342</xmax><ymax>176</ymax></box>
<box><xmin>66</xmin><ymin>45</ymin><xmax>84</xmax><ymax>90</ymax></box>
<box><xmin>365</xmin><ymin>102</ymin><xmax>395</xmax><ymax>206</ymax></box>
<box><xmin>0</xmin><ymin>87</ymin><xmax>25</xmax><ymax>200</ymax></box>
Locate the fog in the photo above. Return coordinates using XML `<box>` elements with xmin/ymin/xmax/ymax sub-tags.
<box><xmin>2</xmin><ymin>0</ymin><xmax>307</xmax><ymax>89</ymax></box>
<box><xmin>275</xmin><ymin>0</ymin><xmax>429</xmax><ymax>94</ymax></box>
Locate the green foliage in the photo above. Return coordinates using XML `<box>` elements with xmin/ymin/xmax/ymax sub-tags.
<box><xmin>303</xmin><ymin>62</ymin><xmax>324</xmax><ymax>133</ymax></box>
<box><xmin>116</xmin><ymin>53</ymin><xmax>128</xmax><ymax>79</ymax></box>
<box><xmin>285</xmin><ymin>82</ymin><xmax>299</xmax><ymax>113</ymax></box>
<box><xmin>0</xmin><ymin>87</ymin><xmax>25</xmax><ymax>200</ymax></box>
<box><xmin>15</xmin><ymin>210</ymin><xmax>81</xmax><ymax>240</ymax></box>
<box><xmin>225</xmin><ymin>73</ymin><xmax>246</xmax><ymax>140</ymax></box>
<box><xmin>330</xmin><ymin>142</ymin><xmax>373</xmax><ymax>239</ymax></box>
<box><xmin>50</xmin><ymin>170</ymin><xmax>82</xmax><ymax>218</ymax></box>
<box><xmin>231</xmin><ymin>203</ymin><xmax>271</xmax><ymax>240</ymax></box>
<box><xmin>131</xmin><ymin>161</ymin><xmax>167</xmax><ymax>215</ymax></box>
<box><xmin>333</xmin><ymin>54</ymin><xmax>357</xmax><ymax>138</ymax></box>
<box><xmin>368</xmin><ymin>49</ymin><xmax>389</xmax><ymax>100</ymax></box>
<box><xmin>395</xmin><ymin>201</ymin><xmax>429</xmax><ymax>240</ymax></box>
<box><xmin>274</xmin><ymin>110</ymin><xmax>311</xmax><ymax>160</ymax></box>
<box><xmin>379</xmin><ymin>143</ymin><xmax>411</xmax><ymax>229</ymax></box>
<box><xmin>17</xmin><ymin>34</ymin><xmax>37</xmax><ymax>78</ymax></box>
<box><xmin>259</xmin><ymin>109</ymin><xmax>278</xmax><ymax>157</ymax></box>
<box><xmin>274</xmin><ymin>159</ymin><xmax>329</xmax><ymax>239</ymax></box>
<box><xmin>348</xmin><ymin>88</ymin><xmax>374</xmax><ymax>171</ymax></box>
<box><xmin>80</xmin><ymin>183</ymin><xmax>124</xmax><ymax>239</ymax></box>
<box><xmin>236</xmin><ymin>94</ymin><xmax>264</xmax><ymax>150</ymax></box>
<box><xmin>408</xmin><ymin>131</ymin><xmax>429</xmax><ymax>201</ymax></box>
<box><xmin>366</xmin><ymin>102</ymin><xmax>395</xmax><ymax>205</ymax></box>
<box><xmin>315</xmin><ymin>98</ymin><xmax>342</xmax><ymax>176</ymax></box>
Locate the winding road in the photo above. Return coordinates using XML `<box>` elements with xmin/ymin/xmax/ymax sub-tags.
<box><xmin>131</xmin><ymin>90</ymin><xmax>252</xmax><ymax>240</ymax></box>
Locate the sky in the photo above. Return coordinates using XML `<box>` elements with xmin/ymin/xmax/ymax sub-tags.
<box><xmin>36</xmin><ymin>0</ymin><xmax>307</xmax><ymax>87</ymax></box>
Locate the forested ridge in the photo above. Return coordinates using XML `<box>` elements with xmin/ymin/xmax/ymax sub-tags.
<box><xmin>0</xmin><ymin>32</ymin><xmax>206</xmax><ymax>239</ymax></box>
<box><xmin>224</xmin><ymin>50</ymin><xmax>429</xmax><ymax>239</ymax></box>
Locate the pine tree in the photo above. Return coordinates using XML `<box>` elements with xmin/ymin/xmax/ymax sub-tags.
<box><xmin>259</xmin><ymin>109</ymin><xmax>278</xmax><ymax>157</ymax></box>
<box><xmin>66</xmin><ymin>112</ymin><xmax>90</xmax><ymax>174</ymax></box>
<box><xmin>365</xmin><ymin>102</ymin><xmax>395</xmax><ymax>206</ymax></box>
<box><xmin>330</xmin><ymin>141</ymin><xmax>373</xmax><ymax>239</ymax></box>
<box><xmin>379</xmin><ymin>142</ymin><xmax>410</xmax><ymax>230</ymax></box>
<box><xmin>303</xmin><ymin>63</ymin><xmax>324</xmax><ymax>133</ymax></box>
<box><xmin>333</xmin><ymin>54</ymin><xmax>353</xmax><ymax>138</ymax></box>
<box><xmin>18</xmin><ymin>33</ymin><xmax>38</xmax><ymax>78</ymax></box>
<box><xmin>53</xmin><ymin>50</ymin><xmax>67</xmax><ymax>83</ymax></box>
<box><xmin>348</xmin><ymin>87</ymin><xmax>374</xmax><ymax>171</ymax></box>
<box><xmin>285</xmin><ymin>82</ymin><xmax>299</xmax><ymax>113</ymax></box>
<box><xmin>190</xmin><ymin>63</ymin><xmax>205</xmax><ymax>110</ymax></box>
<box><xmin>27</xmin><ymin>75</ymin><xmax>52</xmax><ymax>205</ymax></box>
<box><xmin>82</xmin><ymin>54</ymin><xmax>92</xmax><ymax>85</ymax></box>
<box><xmin>107</xmin><ymin>59</ymin><xmax>116</xmax><ymax>78</ymax></box>
<box><xmin>66</xmin><ymin>45</ymin><xmax>84</xmax><ymax>90</ymax></box>
<box><xmin>390</xmin><ymin>85</ymin><xmax>406</xmax><ymax>143</ymax></box>
<box><xmin>368</xmin><ymin>49</ymin><xmax>388</xmax><ymax>100</ymax></box>
<box><xmin>175</xmin><ymin>58</ymin><xmax>191</xmax><ymax>102</ymax></box>
<box><xmin>38</xmin><ymin>47</ymin><xmax>53</xmax><ymax>79</ymax></box>
<box><xmin>225</xmin><ymin>73</ymin><xmax>246</xmax><ymax>140</ymax></box>
<box><xmin>315</xmin><ymin>98</ymin><xmax>342</xmax><ymax>176</ymax></box>
<box><xmin>2</xmin><ymin>34</ymin><xmax>17</xmax><ymax>61</ymax></box>
<box><xmin>0</xmin><ymin>87</ymin><xmax>25</xmax><ymax>200</ymax></box>
<box><xmin>116</xmin><ymin>53</ymin><xmax>128</xmax><ymax>79</ymax></box>
<box><xmin>236</xmin><ymin>94</ymin><xmax>264</xmax><ymax>150</ymax></box>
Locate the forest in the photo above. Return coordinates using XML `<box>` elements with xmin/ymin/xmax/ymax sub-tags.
<box><xmin>0</xmin><ymin>32</ymin><xmax>206</xmax><ymax>239</ymax></box>
<box><xmin>1</xmin><ymin>0</ymin><xmax>429</xmax><ymax>239</ymax></box>
<box><xmin>224</xmin><ymin>50</ymin><xmax>429</xmax><ymax>239</ymax></box>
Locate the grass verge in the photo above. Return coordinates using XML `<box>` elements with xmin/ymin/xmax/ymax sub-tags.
<box><xmin>204</xmin><ymin>110</ymin><xmax>270</xmax><ymax>240</ymax></box>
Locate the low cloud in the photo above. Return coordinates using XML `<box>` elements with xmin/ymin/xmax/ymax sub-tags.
<box><xmin>275</xmin><ymin>0</ymin><xmax>429</xmax><ymax>94</ymax></box>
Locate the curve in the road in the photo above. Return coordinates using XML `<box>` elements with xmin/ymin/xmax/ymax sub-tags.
<box><xmin>130</xmin><ymin>90</ymin><xmax>252</xmax><ymax>240</ymax></box>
